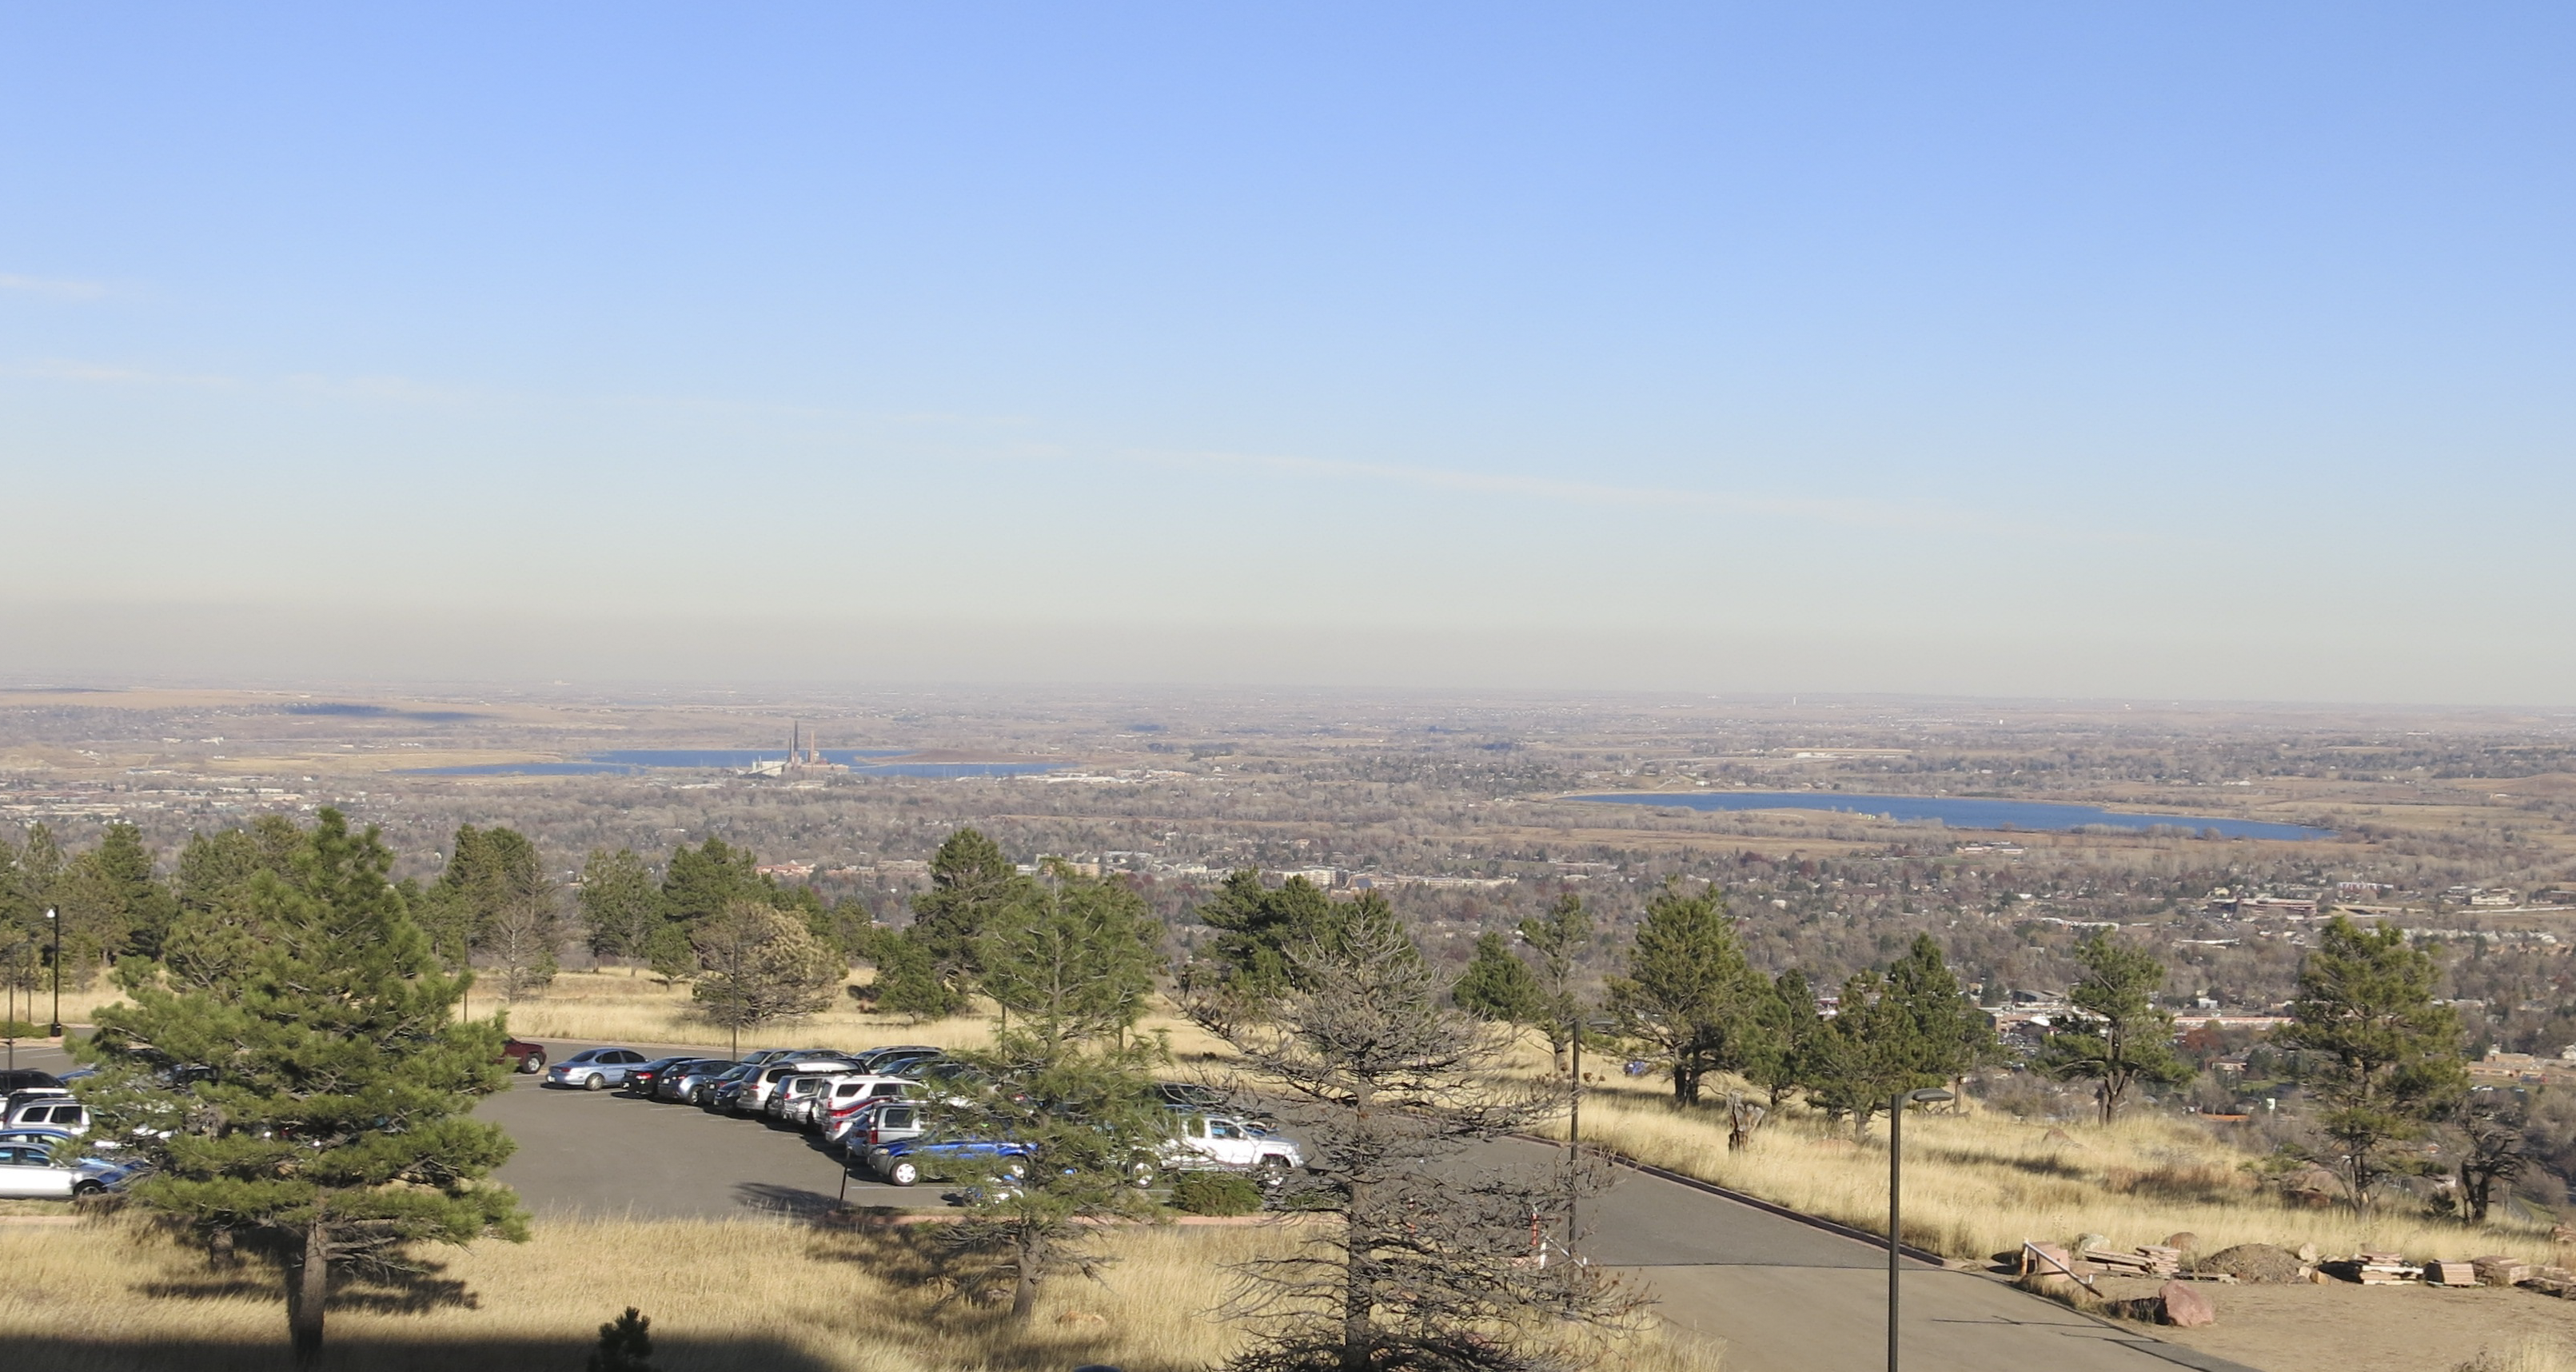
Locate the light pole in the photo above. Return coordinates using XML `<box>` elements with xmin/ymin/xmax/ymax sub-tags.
<box><xmin>1888</xmin><ymin>1086</ymin><xmax>1952</xmax><ymax>1372</ymax></box>
<box><xmin>46</xmin><ymin>907</ymin><xmax>62</xmax><ymax>1039</ymax></box>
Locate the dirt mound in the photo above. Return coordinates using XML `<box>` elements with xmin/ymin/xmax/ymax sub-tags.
<box><xmin>2201</xmin><ymin>1242</ymin><xmax>2303</xmax><ymax>1283</ymax></box>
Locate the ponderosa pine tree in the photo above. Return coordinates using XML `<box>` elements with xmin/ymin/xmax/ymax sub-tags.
<box><xmin>1607</xmin><ymin>880</ymin><xmax>1755</xmax><ymax>1107</ymax></box>
<box><xmin>1453</xmin><ymin>931</ymin><xmax>1545</xmax><ymax>1028</ymax></box>
<box><xmin>2280</xmin><ymin>916</ymin><xmax>2468</xmax><ymax>1212</ymax></box>
<box><xmin>75</xmin><ymin>810</ymin><xmax>525</xmax><ymax>1366</ymax></box>
<box><xmin>935</xmin><ymin>1030</ymin><xmax>1169</xmax><ymax>1324</ymax></box>
<box><xmin>907</xmin><ymin>828</ymin><xmax>1027</xmax><ymax>1001</ymax></box>
<box><xmin>580</xmin><ymin>848</ymin><xmax>662</xmax><ymax>972</ymax></box>
<box><xmin>1194</xmin><ymin>869</ymin><xmax>1337</xmax><ymax>999</ymax></box>
<box><xmin>977</xmin><ymin>863</ymin><xmax>1163</xmax><ymax>1051</ymax></box>
<box><xmin>2036</xmin><ymin>931</ymin><xmax>2191</xmax><ymax>1124</ymax></box>
<box><xmin>1517</xmin><ymin>893</ymin><xmax>1593</xmax><ymax>1074</ymax></box>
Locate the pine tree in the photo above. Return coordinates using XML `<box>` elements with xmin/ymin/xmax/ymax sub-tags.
<box><xmin>441</xmin><ymin>826</ymin><xmax>558</xmax><ymax>997</ymax></box>
<box><xmin>1193</xmin><ymin>869</ymin><xmax>1338</xmax><ymax>998</ymax></box>
<box><xmin>2036</xmin><ymin>931</ymin><xmax>2190</xmax><ymax>1124</ymax></box>
<box><xmin>1737</xmin><ymin>969</ymin><xmax>1821</xmax><ymax>1116</ymax></box>
<box><xmin>1453</xmin><ymin>932</ymin><xmax>1545</xmax><ymax>1027</ymax></box>
<box><xmin>659</xmin><ymin>836</ymin><xmax>764</xmax><ymax>924</ymax></box>
<box><xmin>1198</xmin><ymin>912</ymin><xmax>1640</xmax><ymax>1372</ymax></box>
<box><xmin>579</xmin><ymin>848</ymin><xmax>662</xmax><ymax>972</ymax></box>
<box><xmin>1606</xmin><ymin>880</ymin><xmax>1754</xmax><ymax>1107</ymax></box>
<box><xmin>87</xmin><ymin>822</ymin><xmax>180</xmax><ymax>961</ymax></box>
<box><xmin>2280</xmin><ymin>916</ymin><xmax>2468</xmax><ymax>1212</ymax></box>
<box><xmin>1517</xmin><ymin>893</ymin><xmax>1593</xmax><ymax>1074</ymax></box>
<box><xmin>907</xmin><ymin>828</ymin><xmax>1028</xmax><ymax>999</ymax></box>
<box><xmin>978</xmin><ymin>864</ymin><xmax>1164</xmax><ymax>1051</ymax></box>
<box><xmin>935</xmin><ymin>1031</ymin><xmax>1169</xmax><ymax>1324</ymax></box>
<box><xmin>74</xmin><ymin>810</ymin><xmax>527</xmax><ymax>1366</ymax></box>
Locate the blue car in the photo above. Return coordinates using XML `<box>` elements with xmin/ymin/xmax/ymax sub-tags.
<box><xmin>543</xmin><ymin>1047</ymin><xmax>650</xmax><ymax>1091</ymax></box>
<box><xmin>868</xmin><ymin>1135</ymin><xmax>1032</xmax><ymax>1188</ymax></box>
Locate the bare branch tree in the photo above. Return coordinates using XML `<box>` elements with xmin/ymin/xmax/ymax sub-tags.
<box><xmin>1195</xmin><ymin>910</ymin><xmax>1646</xmax><ymax>1372</ymax></box>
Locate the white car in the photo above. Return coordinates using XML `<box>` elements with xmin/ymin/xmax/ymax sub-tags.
<box><xmin>798</xmin><ymin>1074</ymin><xmax>917</xmax><ymax>1129</ymax></box>
<box><xmin>1164</xmin><ymin>1113</ymin><xmax>1302</xmax><ymax>1175</ymax></box>
<box><xmin>0</xmin><ymin>1143</ymin><xmax>110</xmax><ymax>1198</ymax></box>
<box><xmin>4</xmin><ymin>1098</ymin><xmax>90</xmax><ymax>1138</ymax></box>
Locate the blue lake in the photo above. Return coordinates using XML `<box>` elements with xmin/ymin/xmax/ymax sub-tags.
<box><xmin>587</xmin><ymin>748</ymin><xmax>912</xmax><ymax>768</ymax></box>
<box><xmin>1564</xmin><ymin>791</ymin><xmax>2333</xmax><ymax>840</ymax></box>
<box><xmin>397</xmin><ymin>750</ymin><xmax>1062</xmax><ymax>779</ymax></box>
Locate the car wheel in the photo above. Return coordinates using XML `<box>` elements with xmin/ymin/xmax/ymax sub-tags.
<box><xmin>1257</xmin><ymin>1157</ymin><xmax>1292</xmax><ymax>1185</ymax></box>
<box><xmin>583</xmin><ymin>1073</ymin><xmax>604</xmax><ymax>1091</ymax></box>
<box><xmin>72</xmin><ymin>1181</ymin><xmax>103</xmax><ymax>1197</ymax></box>
<box><xmin>1129</xmin><ymin>1162</ymin><xmax>1156</xmax><ymax>1189</ymax></box>
<box><xmin>520</xmin><ymin>1052</ymin><xmax>545</xmax><ymax>1074</ymax></box>
<box><xmin>889</xmin><ymin>1160</ymin><xmax>920</xmax><ymax>1187</ymax></box>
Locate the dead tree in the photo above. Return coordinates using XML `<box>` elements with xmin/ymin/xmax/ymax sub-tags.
<box><xmin>1196</xmin><ymin>911</ymin><xmax>1645</xmax><ymax>1372</ymax></box>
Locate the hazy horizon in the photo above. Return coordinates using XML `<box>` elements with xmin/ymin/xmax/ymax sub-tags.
<box><xmin>9</xmin><ymin>6</ymin><xmax>2574</xmax><ymax>704</ymax></box>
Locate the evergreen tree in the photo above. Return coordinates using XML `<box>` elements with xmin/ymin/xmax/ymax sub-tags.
<box><xmin>644</xmin><ymin>921</ymin><xmax>698</xmax><ymax>987</ymax></box>
<box><xmin>1193</xmin><ymin>868</ymin><xmax>1337</xmax><ymax>998</ymax></box>
<box><xmin>1607</xmin><ymin>880</ymin><xmax>1754</xmax><ymax>1107</ymax></box>
<box><xmin>1737</xmin><ymin>969</ymin><xmax>1821</xmax><ymax>1116</ymax></box>
<box><xmin>1517</xmin><ymin>892</ymin><xmax>1593</xmax><ymax>1073</ymax></box>
<box><xmin>2279</xmin><ymin>916</ymin><xmax>2468</xmax><ymax>1212</ymax></box>
<box><xmin>173</xmin><ymin>818</ymin><xmax>301</xmax><ymax>918</ymax></box>
<box><xmin>74</xmin><ymin>810</ymin><xmax>526</xmax><ymax>1366</ymax></box>
<box><xmin>1453</xmin><ymin>932</ymin><xmax>1545</xmax><ymax>1027</ymax></box>
<box><xmin>865</xmin><ymin>930</ymin><xmax>966</xmax><ymax>1022</ymax></box>
<box><xmin>2036</xmin><ymin>931</ymin><xmax>2191</xmax><ymax>1124</ymax></box>
<box><xmin>439</xmin><ymin>826</ymin><xmax>558</xmax><ymax>995</ymax></box>
<box><xmin>978</xmin><ymin>864</ymin><xmax>1164</xmax><ymax>1051</ymax></box>
<box><xmin>935</xmin><ymin>1031</ymin><xmax>1168</xmax><ymax>1324</ymax></box>
<box><xmin>578</xmin><ymin>848</ymin><xmax>661</xmax><ymax>971</ymax></box>
<box><xmin>659</xmin><ymin>836</ymin><xmax>764</xmax><ymax>925</ymax></box>
<box><xmin>1803</xmin><ymin>938</ymin><xmax>1993</xmax><ymax>1140</ymax></box>
<box><xmin>87</xmin><ymin>822</ymin><xmax>180</xmax><ymax>961</ymax></box>
<box><xmin>907</xmin><ymin>828</ymin><xmax>1027</xmax><ymax>999</ymax></box>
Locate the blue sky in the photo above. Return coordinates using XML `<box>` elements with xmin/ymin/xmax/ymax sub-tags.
<box><xmin>5</xmin><ymin>5</ymin><xmax>2572</xmax><ymax>700</ymax></box>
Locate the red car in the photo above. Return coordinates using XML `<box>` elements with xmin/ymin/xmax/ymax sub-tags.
<box><xmin>500</xmin><ymin>1037</ymin><xmax>548</xmax><ymax>1074</ymax></box>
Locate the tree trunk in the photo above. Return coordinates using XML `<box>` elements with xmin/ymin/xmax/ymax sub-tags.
<box><xmin>207</xmin><ymin>1225</ymin><xmax>237</xmax><ymax>1269</ymax></box>
<box><xmin>285</xmin><ymin>1214</ymin><xmax>329</xmax><ymax>1367</ymax></box>
<box><xmin>1009</xmin><ymin>1225</ymin><xmax>1039</xmax><ymax>1324</ymax></box>
<box><xmin>1341</xmin><ymin>1186</ymin><xmax>1372</xmax><ymax>1372</ymax></box>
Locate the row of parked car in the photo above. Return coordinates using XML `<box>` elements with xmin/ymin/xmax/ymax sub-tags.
<box><xmin>0</xmin><ymin>1068</ymin><xmax>147</xmax><ymax>1199</ymax></box>
<box><xmin>537</xmin><ymin>1041</ymin><xmax>1306</xmax><ymax>1191</ymax></box>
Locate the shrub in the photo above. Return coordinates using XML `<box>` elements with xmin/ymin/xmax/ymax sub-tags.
<box><xmin>1170</xmin><ymin>1171</ymin><xmax>1265</xmax><ymax>1217</ymax></box>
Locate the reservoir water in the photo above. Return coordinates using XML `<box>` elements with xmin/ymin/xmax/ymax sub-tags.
<box><xmin>399</xmin><ymin>750</ymin><xmax>1060</xmax><ymax>779</ymax></box>
<box><xmin>1564</xmin><ymin>791</ymin><xmax>2331</xmax><ymax>840</ymax></box>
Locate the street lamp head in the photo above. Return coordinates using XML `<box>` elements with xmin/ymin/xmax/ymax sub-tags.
<box><xmin>44</xmin><ymin>908</ymin><xmax>55</xmax><ymax>921</ymax></box>
<box><xmin>1906</xmin><ymin>1087</ymin><xmax>1955</xmax><ymax>1104</ymax></box>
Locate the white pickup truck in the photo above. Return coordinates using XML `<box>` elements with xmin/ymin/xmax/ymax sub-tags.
<box><xmin>1163</xmin><ymin>1112</ymin><xmax>1302</xmax><ymax>1174</ymax></box>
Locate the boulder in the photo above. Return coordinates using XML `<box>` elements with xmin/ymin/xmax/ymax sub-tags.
<box><xmin>2159</xmin><ymin>1281</ymin><xmax>2216</xmax><ymax>1328</ymax></box>
<box><xmin>2202</xmin><ymin>1243</ymin><xmax>2304</xmax><ymax>1284</ymax></box>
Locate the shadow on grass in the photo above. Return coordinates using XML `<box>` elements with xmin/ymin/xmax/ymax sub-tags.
<box><xmin>3</xmin><ymin>1334</ymin><xmax>840</xmax><ymax>1372</ymax></box>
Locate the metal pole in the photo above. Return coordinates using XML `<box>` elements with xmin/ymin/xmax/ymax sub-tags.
<box><xmin>1568</xmin><ymin>1009</ymin><xmax>1582</xmax><ymax>1261</ymax></box>
<box><xmin>1888</xmin><ymin>1091</ymin><xmax>1902</xmax><ymax>1372</ymax></box>
<box><xmin>48</xmin><ymin>907</ymin><xmax>62</xmax><ymax>1038</ymax></box>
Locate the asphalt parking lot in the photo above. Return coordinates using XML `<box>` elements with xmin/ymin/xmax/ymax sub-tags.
<box><xmin>481</xmin><ymin>1043</ymin><xmax>951</xmax><ymax>1219</ymax></box>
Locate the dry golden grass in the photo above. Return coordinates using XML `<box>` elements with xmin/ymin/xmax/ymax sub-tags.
<box><xmin>2465</xmin><ymin>1336</ymin><xmax>2576</xmax><ymax>1372</ymax></box>
<box><xmin>484</xmin><ymin>971</ymin><xmax>1234</xmax><ymax>1061</ymax></box>
<box><xmin>0</xmin><ymin>1216</ymin><xmax>1721</xmax><ymax>1372</ymax></box>
<box><xmin>1549</xmin><ymin>1083</ymin><xmax>2561</xmax><ymax>1269</ymax></box>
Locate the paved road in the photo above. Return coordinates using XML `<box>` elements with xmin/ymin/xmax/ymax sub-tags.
<box><xmin>11</xmin><ymin>1036</ymin><xmax>2258</xmax><ymax>1371</ymax></box>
